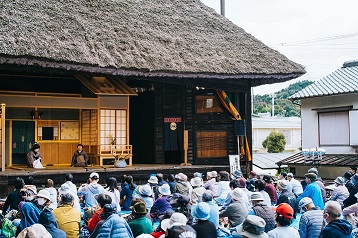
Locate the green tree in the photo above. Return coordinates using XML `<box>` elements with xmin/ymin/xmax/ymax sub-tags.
<box><xmin>262</xmin><ymin>131</ymin><xmax>286</xmax><ymax>153</ymax></box>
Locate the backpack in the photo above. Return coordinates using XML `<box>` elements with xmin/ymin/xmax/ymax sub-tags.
<box><xmin>1</xmin><ymin>217</ymin><xmax>17</xmax><ymax>238</ymax></box>
<box><xmin>174</xmin><ymin>182</ymin><xmax>189</xmax><ymax>196</ymax></box>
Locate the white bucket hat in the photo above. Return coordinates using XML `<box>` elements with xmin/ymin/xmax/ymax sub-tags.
<box><xmin>158</xmin><ymin>184</ymin><xmax>171</xmax><ymax>196</ymax></box>
<box><xmin>36</xmin><ymin>189</ymin><xmax>51</xmax><ymax>201</ymax></box>
<box><xmin>139</xmin><ymin>184</ymin><xmax>153</xmax><ymax>196</ymax></box>
<box><xmin>148</xmin><ymin>176</ymin><xmax>158</xmax><ymax>184</ymax></box>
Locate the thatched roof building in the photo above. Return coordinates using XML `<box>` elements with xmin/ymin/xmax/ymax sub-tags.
<box><xmin>0</xmin><ymin>0</ymin><xmax>305</xmax><ymax>87</ymax></box>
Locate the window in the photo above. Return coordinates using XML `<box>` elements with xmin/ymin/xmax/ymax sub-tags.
<box><xmin>319</xmin><ymin>111</ymin><xmax>349</xmax><ymax>145</ymax></box>
<box><xmin>196</xmin><ymin>131</ymin><xmax>227</xmax><ymax>158</ymax></box>
<box><xmin>196</xmin><ymin>95</ymin><xmax>223</xmax><ymax>114</ymax></box>
<box><xmin>100</xmin><ymin>109</ymin><xmax>127</xmax><ymax>152</ymax></box>
<box><xmin>279</xmin><ymin>130</ymin><xmax>292</xmax><ymax>146</ymax></box>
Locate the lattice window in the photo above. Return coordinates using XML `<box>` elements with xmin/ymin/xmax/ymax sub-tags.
<box><xmin>196</xmin><ymin>95</ymin><xmax>223</xmax><ymax>114</ymax></box>
<box><xmin>196</xmin><ymin>131</ymin><xmax>227</xmax><ymax>158</ymax></box>
<box><xmin>100</xmin><ymin>109</ymin><xmax>127</xmax><ymax>153</ymax></box>
<box><xmin>278</xmin><ymin>129</ymin><xmax>292</xmax><ymax>146</ymax></box>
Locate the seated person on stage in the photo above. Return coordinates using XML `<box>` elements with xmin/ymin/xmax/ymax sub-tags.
<box><xmin>71</xmin><ymin>143</ymin><xmax>89</xmax><ymax>167</ymax></box>
<box><xmin>27</xmin><ymin>143</ymin><xmax>44</xmax><ymax>168</ymax></box>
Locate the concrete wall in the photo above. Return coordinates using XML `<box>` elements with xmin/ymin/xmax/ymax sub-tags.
<box><xmin>301</xmin><ymin>94</ymin><xmax>358</xmax><ymax>154</ymax></box>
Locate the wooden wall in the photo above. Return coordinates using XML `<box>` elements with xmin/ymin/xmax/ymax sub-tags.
<box><xmin>40</xmin><ymin>142</ymin><xmax>78</xmax><ymax>164</ymax></box>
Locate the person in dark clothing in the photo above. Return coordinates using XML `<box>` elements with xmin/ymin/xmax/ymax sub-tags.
<box><xmin>38</xmin><ymin>207</ymin><xmax>66</xmax><ymax>238</ymax></box>
<box><xmin>2</xmin><ymin>177</ymin><xmax>25</xmax><ymax>214</ymax></box>
<box><xmin>120</xmin><ymin>175</ymin><xmax>137</xmax><ymax>211</ymax></box>
<box><xmin>343</xmin><ymin>181</ymin><xmax>358</xmax><ymax>208</ymax></box>
<box><xmin>157</xmin><ymin>173</ymin><xmax>168</xmax><ymax>186</ymax></box>
<box><xmin>167</xmin><ymin>174</ymin><xmax>177</xmax><ymax>194</ymax></box>
<box><xmin>26</xmin><ymin>143</ymin><xmax>43</xmax><ymax>168</ymax></box>
<box><xmin>319</xmin><ymin>201</ymin><xmax>353</xmax><ymax>238</ymax></box>
<box><xmin>276</xmin><ymin>180</ymin><xmax>298</xmax><ymax>218</ymax></box>
<box><xmin>71</xmin><ymin>143</ymin><xmax>89</xmax><ymax>167</ymax></box>
<box><xmin>191</xmin><ymin>202</ymin><xmax>216</xmax><ymax>238</ymax></box>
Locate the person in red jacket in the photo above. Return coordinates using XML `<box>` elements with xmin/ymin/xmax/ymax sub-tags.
<box><xmin>87</xmin><ymin>194</ymin><xmax>112</xmax><ymax>233</ymax></box>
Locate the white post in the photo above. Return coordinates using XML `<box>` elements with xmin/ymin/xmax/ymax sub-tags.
<box><xmin>271</xmin><ymin>93</ymin><xmax>275</xmax><ymax>117</ymax></box>
<box><xmin>220</xmin><ymin>0</ymin><xmax>225</xmax><ymax>16</ymax></box>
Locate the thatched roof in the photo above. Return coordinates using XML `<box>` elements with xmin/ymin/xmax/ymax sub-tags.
<box><xmin>0</xmin><ymin>0</ymin><xmax>305</xmax><ymax>85</ymax></box>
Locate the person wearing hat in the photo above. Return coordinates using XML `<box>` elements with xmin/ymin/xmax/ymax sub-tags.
<box><xmin>234</xmin><ymin>215</ymin><xmax>269</xmax><ymax>238</ymax></box>
<box><xmin>38</xmin><ymin>207</ymin><xmax>66</xmax><ymax>238</ymax></box>
<box><xmin>17</xmin><ymin>223</ymin><xmax>52</xmax><ymax>238</ymax></box>
<box><xmin>263</xmin><ymin>175</ymin><xmax>277</xmax><ymax>205</ymax></box>
<box><xmin>298</xmin><ymin>173</ymin><xmax>324</xmax><ymax>210</ymax></box>
<box><xmin>248</xmin><ymin>192</ymin><xmax>275</xmax><ymax>232</ymax></box>
<box><xmin>191</xmin><ymin>202</ymin><xmax>217</xmax><ymax>238</ymax></box>
<box><xmin>60</xmin><ymin>173</ymin><xmax>77</xmax><ymax>195</ymax></box>
<box><xmin>278</xmin><ymin>172</ymin><xmax>293</xmax><ymax>193</ymax></box>
<box><xmin>276</xmin><ymin>180</ymin><xmax>298</xmax><ymax>218</ymax></box>
<box><xmin>329</xmin><ymin>176</ymin><xmax>349</xmax><ymax>207</ymax></box>
<box><xmin>298</xmin><ymin>197</ymin><xmax>323</xmax><ymax>238</ymax></box>
<box><xmin>190</xmin><ymin>177</ymin><xmax>206</xmax><ymax>204</ymax></box>
<box><xmin>320</xmin><ymin>201</ymin><xmax>353</xmax><ymax>238</ymax></box>
<box><xmin>173</xmin><ymin>173</ymin><xmax>191</xmax><ymax>196</ymax></box>
<box><xmin>150</xmin><ymin>184</ymin><xmax>173</xmax><ymax>220</ymax></box>
<box><xmin>78</xmin><ymin>172</ymin><xmax>105</xmax><ymax>208</ymax></box>
<box><xmin>37</xmin><ymin>189</ymin><xmax>56</xmax><ymax>210</ymax></box>
<box><xmin>19</xmin><ymin>198</ymin><xmax>41</xmax><ymax>231</ymax></box>
<box><xmin>267</xmin><ymin>203</ymin><xmax>300</xmax><ymax>238</ymax></box>
<box><xmin>164</xmin><ymin>212</ymin><xmax>197</xmax><ymax>238</ymax></box>
<box><xmin>302</xmin><ymin>168</ymin><xmax>326</xmax><ymax>202</ymax></box>
<box><xmin>133</xmin><ymin>184</ymin><xmax>154</xmax><ymax>211</ymax></box>
<box><xmin>146</xmin><ymin>174</ymin><xmax>160</xmax><ymax>199</ymax></box>
<box><xmin>128</xmin><ymin>202</ymin><xmax>153</xmax><ymax>237</ymax></box>
<box><xmin>203</xmin><ymin>171</ymin><xmax>219</xmax><ymax>196</ymax></box>
<box><xmin>287</xmin><ymin>173</ymin><xmax>303</xmax><ymax>197</ymax></box>
<box><xmin>219</xmin><ymin>188</ymin><xmax>248</xmax><ymax>227</ymax></box>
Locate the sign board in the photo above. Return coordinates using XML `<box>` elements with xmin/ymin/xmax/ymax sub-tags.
<box><xmin>228</xmin><ymin>155</ymin><xmax>240</xmax><ymax>175</ymax></box>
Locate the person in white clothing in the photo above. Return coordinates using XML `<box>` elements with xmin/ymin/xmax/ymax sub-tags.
<box><xmin>287</xmin><ymin>173</ymin><xmax>303</xmax><ymax>197</ymax></box>
<box><xmin>60</xmin><ymin>173</ymin><xmax>77</xmax><ymax>195</ymax></box>
<box><xmin>104</xmin><ymin>177</ymin><xmax>121</xmax><ymax>211</ymax></box>
<box><xmin>268</xmin><ymin>203</ymin><xmax>299</xmax><ymax>238</ymax></box>
<box><xmin>255</xmin><ymin>180</ymin><xmax>271</xmax><ymax>207</ymax></box>
<box><xmin>44</xmin><ymin>179</ymin><xmax>57</xmax><ymax>208</ymax></box>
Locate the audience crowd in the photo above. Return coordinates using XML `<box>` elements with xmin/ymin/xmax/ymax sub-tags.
<box><xmin>1</xmin><ymin>166</ymin><xmax>358</xmax><ymax>238</ymax></box>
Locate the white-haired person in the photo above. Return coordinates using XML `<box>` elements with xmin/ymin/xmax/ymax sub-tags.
<box><xmin>287</xmin><ymin>173</ymin><xmax>303</xmax><ymax>197</ymax></box>
<box><xmin>298</xmin><ymin>197</ymin><xmax>323</xmax><ymax>238</ymax></box>
<box><xmin>329</xmin><ymin>176</ymin><xmax>349</xmax><ymax>207</ymax></box>
<box><xmin>320</xmin><ymin>201</ymin><xmax>353</xmax><ymax>238</ymax></box>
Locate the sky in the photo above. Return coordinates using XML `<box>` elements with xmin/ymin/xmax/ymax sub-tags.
<box><xmin>200</xmin><ymin>0</ymin><xmax>358</xmax><ymax>95</ymax></box>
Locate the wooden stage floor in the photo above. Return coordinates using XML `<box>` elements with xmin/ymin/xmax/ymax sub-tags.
<box><xmin>0</xmin><ymin>164</ymin><xmax>230</xmax><ymax>198</ymax></box>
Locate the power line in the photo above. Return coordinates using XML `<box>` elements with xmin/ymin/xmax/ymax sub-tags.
<box><xmin>279</xmin><ymin>33</ymin><xmax>358</xmax><ymax>47</ymax></box>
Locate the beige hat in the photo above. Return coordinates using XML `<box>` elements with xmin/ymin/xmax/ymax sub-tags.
<box><xmin>190</xmin><ymin>177</ymin><xmax>203</xmax><ymax>187</ymax></box>
<box><xmin>177</xmin><ymin>173</ymin><xmax>187</xmax><ymax>181</ymax></box>
<box><xmin>277</xmin><ymin>180</ymin><xmax>288</xmax><ymax>190</ymax></box>
<box><xmin>237</xmin><ymin>215</ymin><xmax>268</xmax><ymax>238</ymax></box>
<box><xmin>36</xmin><ymin>189</ymin><xmax>51</xmax><ymax>201</ymax></box>
<box><xmin>231</xmin><ymin>188</ymin><xmax>244</xmax><ymax>201</ymax></box>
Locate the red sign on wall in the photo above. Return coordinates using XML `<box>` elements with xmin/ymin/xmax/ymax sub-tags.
<box><xmin>164</xmin><ymin>117</ymin><xmax>181</xmax><ymax>123</ymax></box>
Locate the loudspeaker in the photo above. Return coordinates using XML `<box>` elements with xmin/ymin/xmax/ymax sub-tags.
<box><xmin>234</xmin><ymin>120</ymin><xmax>246</xmax><ymax>136</ymax></box>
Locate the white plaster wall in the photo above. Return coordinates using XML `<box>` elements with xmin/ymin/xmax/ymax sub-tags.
<box><xmin>301</xmin><ymin>94</ymin><xmax>358</xmax><ymax>154</ymax></box>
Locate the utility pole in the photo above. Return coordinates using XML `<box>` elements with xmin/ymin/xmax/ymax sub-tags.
<box><xmin>271</xmin><ymin>93</ymin><xmax>275</xmax><ymax>117</ymax></box>
<box><xmin>220</xmin><ymin>0</ymin><xmax>225</xmax><ymax>16</ymax></box>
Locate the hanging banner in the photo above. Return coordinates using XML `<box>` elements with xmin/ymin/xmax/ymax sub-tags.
<box><xmin>229</xmin><ymin>154</ymin><xmax>241</xmax><ymax>175</ymax></box>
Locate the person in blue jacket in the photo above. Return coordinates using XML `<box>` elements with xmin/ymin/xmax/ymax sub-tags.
<box><xmin>298</xmin><ymin>173</ymin><xmax>324</xmax><ymax>210</ymax></box>
<box><xmin>38</xmin><ymin>207</ymin><xmax>66</xmax><ymax>238</ymax></box>
<box><xmin>120</xmin><ymin>175</ymin><xmax>137</xmax><ymax>211</ymax></box>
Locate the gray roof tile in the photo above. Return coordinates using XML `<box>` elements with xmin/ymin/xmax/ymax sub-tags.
<box><xmin>290</xmin><ymin>60</ymin><xmax>358</xmax><ymax>100</ymax></box>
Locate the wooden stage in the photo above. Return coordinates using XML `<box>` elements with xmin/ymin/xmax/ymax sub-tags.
<box><xmin>0</xmin><ymin>164</ymin><xmax>230</xmax><ymax>198</ymax></box>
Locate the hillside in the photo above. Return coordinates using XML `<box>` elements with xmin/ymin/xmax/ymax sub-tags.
<box><xmin>253</xmin><ymin>80</ymin><xmax>314</xmax><ymax>117</ymax></box>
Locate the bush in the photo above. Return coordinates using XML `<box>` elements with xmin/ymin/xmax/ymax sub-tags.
<box><xmin>262</xmin><ymin>131</ymin><xmax>286</xmax><ymax>153</ymax></box>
